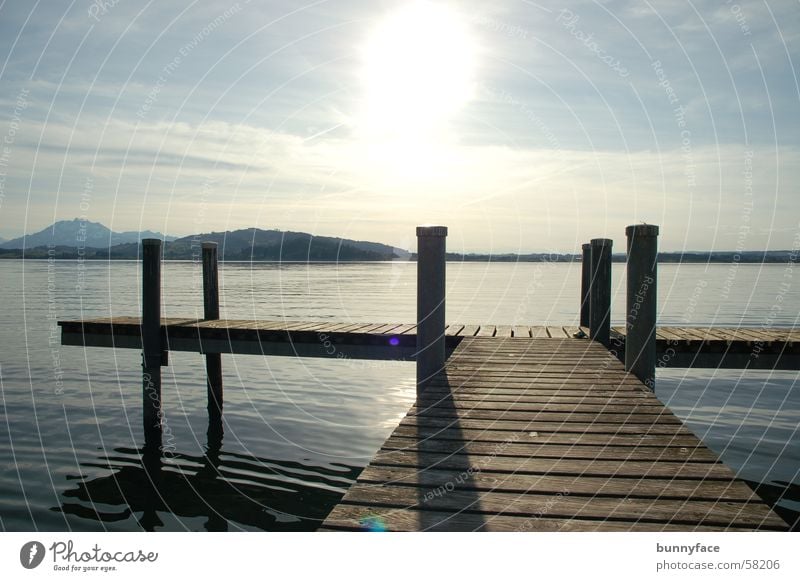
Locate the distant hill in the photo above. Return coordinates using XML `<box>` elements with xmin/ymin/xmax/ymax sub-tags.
<box><xmin>161</xmin><ymin>229</ymin><xmax>411</xmax><ymax>261</ymax></box>
<box><xmin>0</xmin><ymin>220</ymin><xmax>794</xmax><ymax>263</ymax></box>
<box><xmin>0</xmin><ymin>224</ymin><xmax>411</xmax><ymax>261</ymax></box>
<box><xmin>0</xmin><ymin>219</ymin><xmax>175</xmax><ymax>249</ymax></box>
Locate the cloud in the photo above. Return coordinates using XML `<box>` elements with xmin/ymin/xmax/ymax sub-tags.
<box><xmin>0</xmin><ymin>0</ymin><xmax>797</xmax><ymax>251</ymax></box>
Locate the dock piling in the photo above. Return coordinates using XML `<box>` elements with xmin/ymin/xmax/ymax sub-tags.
<box><xmin>141</xmin><ymin>239</ymin><xmax>163</xmax><ymax>451</ymax></box>
<box><xmin>580</xmin><ymin>243</ymin><xmax>591</xmax><ymax>327</ymax></box>
<box><xmin>589</xmin><ymin>238</ymin><xmax>613</xmax><ymax>347</ymax></box>
<box><xmin>625</xmin><ymin>224</ymin><xmax>659</xmax><ymax>389</ymax></box>
<box><xmin>416</xmin><ymin>225</ymin><xmax>448</xmax><ymax>393</ymax></box>
<box><xmin>202</xmin><ymin>242</ymin><xmax>223</xmax><ymax>432</ymax></box>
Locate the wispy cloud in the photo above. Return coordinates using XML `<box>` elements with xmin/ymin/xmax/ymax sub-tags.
<box><xmin>0</xmin><ymin>0</ymin><xmax>797</xmax><ymax>250</ymax></box>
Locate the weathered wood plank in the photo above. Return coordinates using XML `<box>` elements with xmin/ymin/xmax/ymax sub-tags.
<box><xmin>445</xmin><ymin>324</ymin><xmax>465</xmax><ymax>337</ymax></box>
<box><xmin>475</xmin><ymin>325</ymin><xmax>496</xmax><ymax>337</ymax></box>
<box><xmin>512</xmin><ymin>326</ymin><xmax>531</xmax><ymax>338</ymax></box>
<box><xmin>370</xmin><ymin>449</ymin><xmax>732</xmax><ymax>479</ymax></box>
<box><xmin>357</xmin><ymin>466</ymin><xmax>759</xmax><ymax>501</ymax></box>
<box><xmin>377</xmin><ymin>439</ymin><xmax>717</xmax><ymax>461</ymax></box>
<box><xmin>399</xmin><ymin>417</ymin><xmax>685</xmax><ymax>434</ymax></box>
<box><xmin>530</xmin><ymin>326</ymin><xmax>549</xmax><ymax>338</ymax></box>
<box><xmin>336</xmin><ymin>484</ymin><xmax>786</xmax><ymax>528</ymax></box>
<box><xmin>459</xmin><ymin>325</ymin><xmax>480</xmax><ymax>337</ymax></box>
<box><xmin>321</xmin><ymin>504</ymin><xmax>730</xmax><ymax>531</ymax></box>
<box><xmin>495</xmin><ymin>325</ymin><xmax>513</xmax><ymax>338</ymax></box>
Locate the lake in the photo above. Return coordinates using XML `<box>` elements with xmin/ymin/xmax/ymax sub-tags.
<box><xmin>0</xmin><ymin>260</ymin><xmax>798</xmax><ymax>531</ymax></box>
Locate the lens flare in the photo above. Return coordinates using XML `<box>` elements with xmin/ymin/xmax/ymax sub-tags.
<box><xmin>359</xmin><ymin>515</ymin><xmax>388</xmax><ymax>532</ymax></box>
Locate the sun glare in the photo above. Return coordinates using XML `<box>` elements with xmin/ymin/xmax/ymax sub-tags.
<box><xmin>358</xmin><ymin>1</ymin><xmax>477</xmax><ymax>139</ymax></box>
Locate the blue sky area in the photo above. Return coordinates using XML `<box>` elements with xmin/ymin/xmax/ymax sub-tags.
<box><xmin>0</xmin><ymin>0</ymin><xmax>798</xmax><ymax>252</ymax></box>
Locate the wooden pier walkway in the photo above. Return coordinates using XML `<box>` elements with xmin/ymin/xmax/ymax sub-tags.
<box><xmin>60</xmin><ymin>317</ymin><xmax>799</xmax><ymax>369</ymax></box>
<box><xmin>320</xmin><ymin>336</ymin><xmax>788</xmax><ymax>531</ymax></box>
<box><xmin>55</xmin><ymin>229</ymin><xmax>796</xmax><ymax>531</ymax></box>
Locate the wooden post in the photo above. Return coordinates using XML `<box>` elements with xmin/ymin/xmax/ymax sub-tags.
<box><xmin>580</xmin><ymin>243</ymin><xmax>591</xmax><ymax>327</ymax></box>
<box><xmin>625</xmin><ymin>224</ymin><xmax>659</xmax><ymax>389</ymax></box>
<box><xmin>589</xmin><ymin>238</ymin><xmax>613</xmax><ymax>347</ymax></box>
<box><xmin>141</xmin><ymin>239</ymin><xmax>163</xmax><ymax>451</ymax></box>
<box><xmin>202</xmin><ymin>242</ymin><xmax>223</xmax><ymax>431</ymax></box>
<box><xmin>416</xmin><ymin>225</ymin><xmax>447</xmax><ymax>393</ymax></box>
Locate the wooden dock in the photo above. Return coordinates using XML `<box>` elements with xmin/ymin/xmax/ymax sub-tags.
<box><xmin>59</xmin><ymin>317</ymin><xmax>799</xmax><ymax>369</ymax></box>
<box><xmin>55</xmin><ymin>228</ymin><xmax>797</xmax><ymax>531</ymax></box>
<box><xmin>320</xmin><ymin>336</ymin><xmax>788</xmax><ymax>531</ymax></box>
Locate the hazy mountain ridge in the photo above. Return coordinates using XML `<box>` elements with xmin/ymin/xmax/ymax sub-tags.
<box><xmin>0</xmin><ymin>221</ymin><xmax>410</xmax><ymax>261</ymax></box>
<box><xmin>0</xmin><ymin>219</ymin><xmax>175</xmax><ymax>249</ymax></box>
<box><xmin>0</xmin><ymin>220</ymin><xmax>795</xmax><ymax>262</ymax></box>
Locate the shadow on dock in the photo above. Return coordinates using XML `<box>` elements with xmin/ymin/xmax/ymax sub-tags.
<box><xmin>52</xmin><ymin>431</ymin><xmax>360</xmax><ymax>531</ymax></box>
<box><xmin>412</xmin><ymin>370</ymin><xmax>486</xmax><ymax>530</ymax></box>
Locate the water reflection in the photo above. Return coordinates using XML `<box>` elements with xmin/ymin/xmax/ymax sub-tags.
<box><xmin>54</xmin><ymin>428</ymin><xmax>359</xmax><ymax>531</ymax></box>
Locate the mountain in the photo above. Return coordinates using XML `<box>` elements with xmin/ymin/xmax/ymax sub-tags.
<box><xmin>0</xmin><ymin>219</ymin><xmax>175</xmax><ymax>249</ymax></box>
<box><xmin>96</xmin><ymin>228</ymin><xmax>408</xmax><ymax>261</ymax></box>
<box><xmin>162</xmin><ymin>229</ymin><xmax>410</xmax><ymax>261</ymax></box>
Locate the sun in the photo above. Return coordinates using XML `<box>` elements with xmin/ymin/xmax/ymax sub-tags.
<box><xmin>358</xmin><ymin>1</ymin><xmax>478</xmax><ymax>140</ymax></box>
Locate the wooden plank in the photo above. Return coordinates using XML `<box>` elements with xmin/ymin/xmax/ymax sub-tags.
<box><xmin>512</xmin><ymin>326</ymin><xmax>531</xmax><ymax>338</ymax></box>
<box><xmin>399</xmin><ymin>417</ymin><xmax>688</xmax><ymax>434</ymax></box>
<box><xmin>369</xmin><ymin>323</ymin><xmax>404</xmax><ymax>334</ymax></box>
<box><xmin>370</xmin><ymin>449</ymin><xmax>732</xmax><ymax>479</ymax></box>
<box><xmin>734</xmin><ymin>328</ymin><xmax>772</xmax><ymax>342</ymax></box>
<box><xmin>403</xmin><ymin>410</ymin><xmax>680</xmax><ymax>423</ymax></box>
<box><xmin>385</xmin><ymin>324</ymin><xmax>415</xmax><ymax>335</ymax></box>
<box><xmin>547</xmin><ymin>326</ymin><xmax>569</xmax><ymax>338</ymax></box>
<box><xmin>336</xmin><ymin>484</ymin><xmax>786</xmax><ymax>528</ymax></box>
<box><xmin>674</xmin><ymin>327</ymin><xmax>711</xmax><ymax>342</ymax></box>
<box><xmin>416</xmin><ymin>393</ymin><xmax>660</xmax><ymax>405</ymax></box>
<box><xmin>410</xmin><ymin>401</ymin><xmax>675</xmax><ymax>414</ymax></box>
<box><xmin>378</xmin><ymin>439</ymin><xmax>717</xmax><ymax>461</ymax></box>
<box><xmin>356</xmin><ymin>466</ymin><xmax>759</xmax><ymax>501</ymax></box>
<box><xmin>563</xmin><ymin>325</ymin><xmax>583</xmax><ymax>338</ymax></box>
<box><xmin>475</xmin><ymin>325</ymin><xmax>496</xmax><ymax>337</ymax></box>
<box><xmin>445</xmin><ymin>324</ymin><xmax>465</xmax><ymax>337</ymax></box>
<box><xmin>422</xmin><ymin>386</ymin><xmax>651</xmax><ymax>396</ymax></box>
<box><xmin>355</xmin><ymin>323</ymin><xmax>391</xmax><ymax>333</ymax></box>
<box><xmin>321</xmin><ymin>504</ymin><xmax>729</xmax><ymax>531</ymax></box>
<box><xmin>530</xmin><ymin>326</ymin><xmax>549</xmax><ymax>338</ymax></box>
<box><xmin>459</xmin><ymin>325</ymin><xmax>480</xmax><ymax>337</ymax></box>
<box><xmin>658</xmin><ymin>327</ymin><xmax>686</xmax><ymax>341</ymax></box>
<box><xmin>495</xmin><ymin>325</ymin><xmax>513</xmax><ymax>338</ymax></box>
<box><xmin>390</xmin><ymin>427</ymin><xmax>702</xmax><ymax>447</ymax></box>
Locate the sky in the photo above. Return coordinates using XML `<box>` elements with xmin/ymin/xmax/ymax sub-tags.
<box><xmin>0</xmin><ymin>0</ymin><xmax>798</xmax><ymax>253</ymax></box>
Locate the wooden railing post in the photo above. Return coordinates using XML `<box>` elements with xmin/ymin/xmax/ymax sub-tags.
<box><xmin>141</xmin><ymin>239</ymin><xmax>163</xmax><ymax>451</ymax></box>
<box><xmin>416</xmin><ymin>225</ymin><xmax>447</xmax><ymax>393</ymax></box>
<box><xmin>589</xmin><ymin>238</ymin><xmax>613</xmax><ymax>347</ymax></box>
<box><xmin>625</xmin><ymin>224</ymin><xmax>659</xmax><ymax>389</ymax></box>
<box><xmin>202</xmin><ymin>242</ymin><xmax>223</xmax><ymax>431</ymax></box>
<box><xmin>580</xmin><ymin>243</ymin><xmax>591</xmax><ymax>327</ymax></box>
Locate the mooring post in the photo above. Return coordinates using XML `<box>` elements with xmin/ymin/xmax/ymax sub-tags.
<box><xmin>141</xmin><ymin>239</ymin><xmax>163</xmax><ymax>451</ymax></box>
<box><xmin>625</xmin><ymin>224</ymin><xmax>659</xmax><ymax>390</ymax></box>
<box><xmin>580</xmin><ymin>243</ymin><xmax>591</xmax><ymax>327</ymax></box>
<box><xmin>202</xmin><ymin>242</ymin><xmax>223</xmax><ymax>432</ymax></box>
<box><xmin>589</xmin><ymin>238</ymin><xmax>613</xmax><ymax>347</ymax></box>
<box><xmin>416</xmin><ymin>225</ymin><xmax>447</xmax><ymax>394</ymax></box>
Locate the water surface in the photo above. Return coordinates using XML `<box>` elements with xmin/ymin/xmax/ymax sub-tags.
<box><xmin>0</xmin><ymin>260</ymin><xmax>797</xmax><ymax>530</ymax></box>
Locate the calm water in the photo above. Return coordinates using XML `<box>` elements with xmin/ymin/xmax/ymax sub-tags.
<box><xmin>0</xmin><ymin>260</ymin><xmax>798</xmax><ymax>531</ymax></box>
